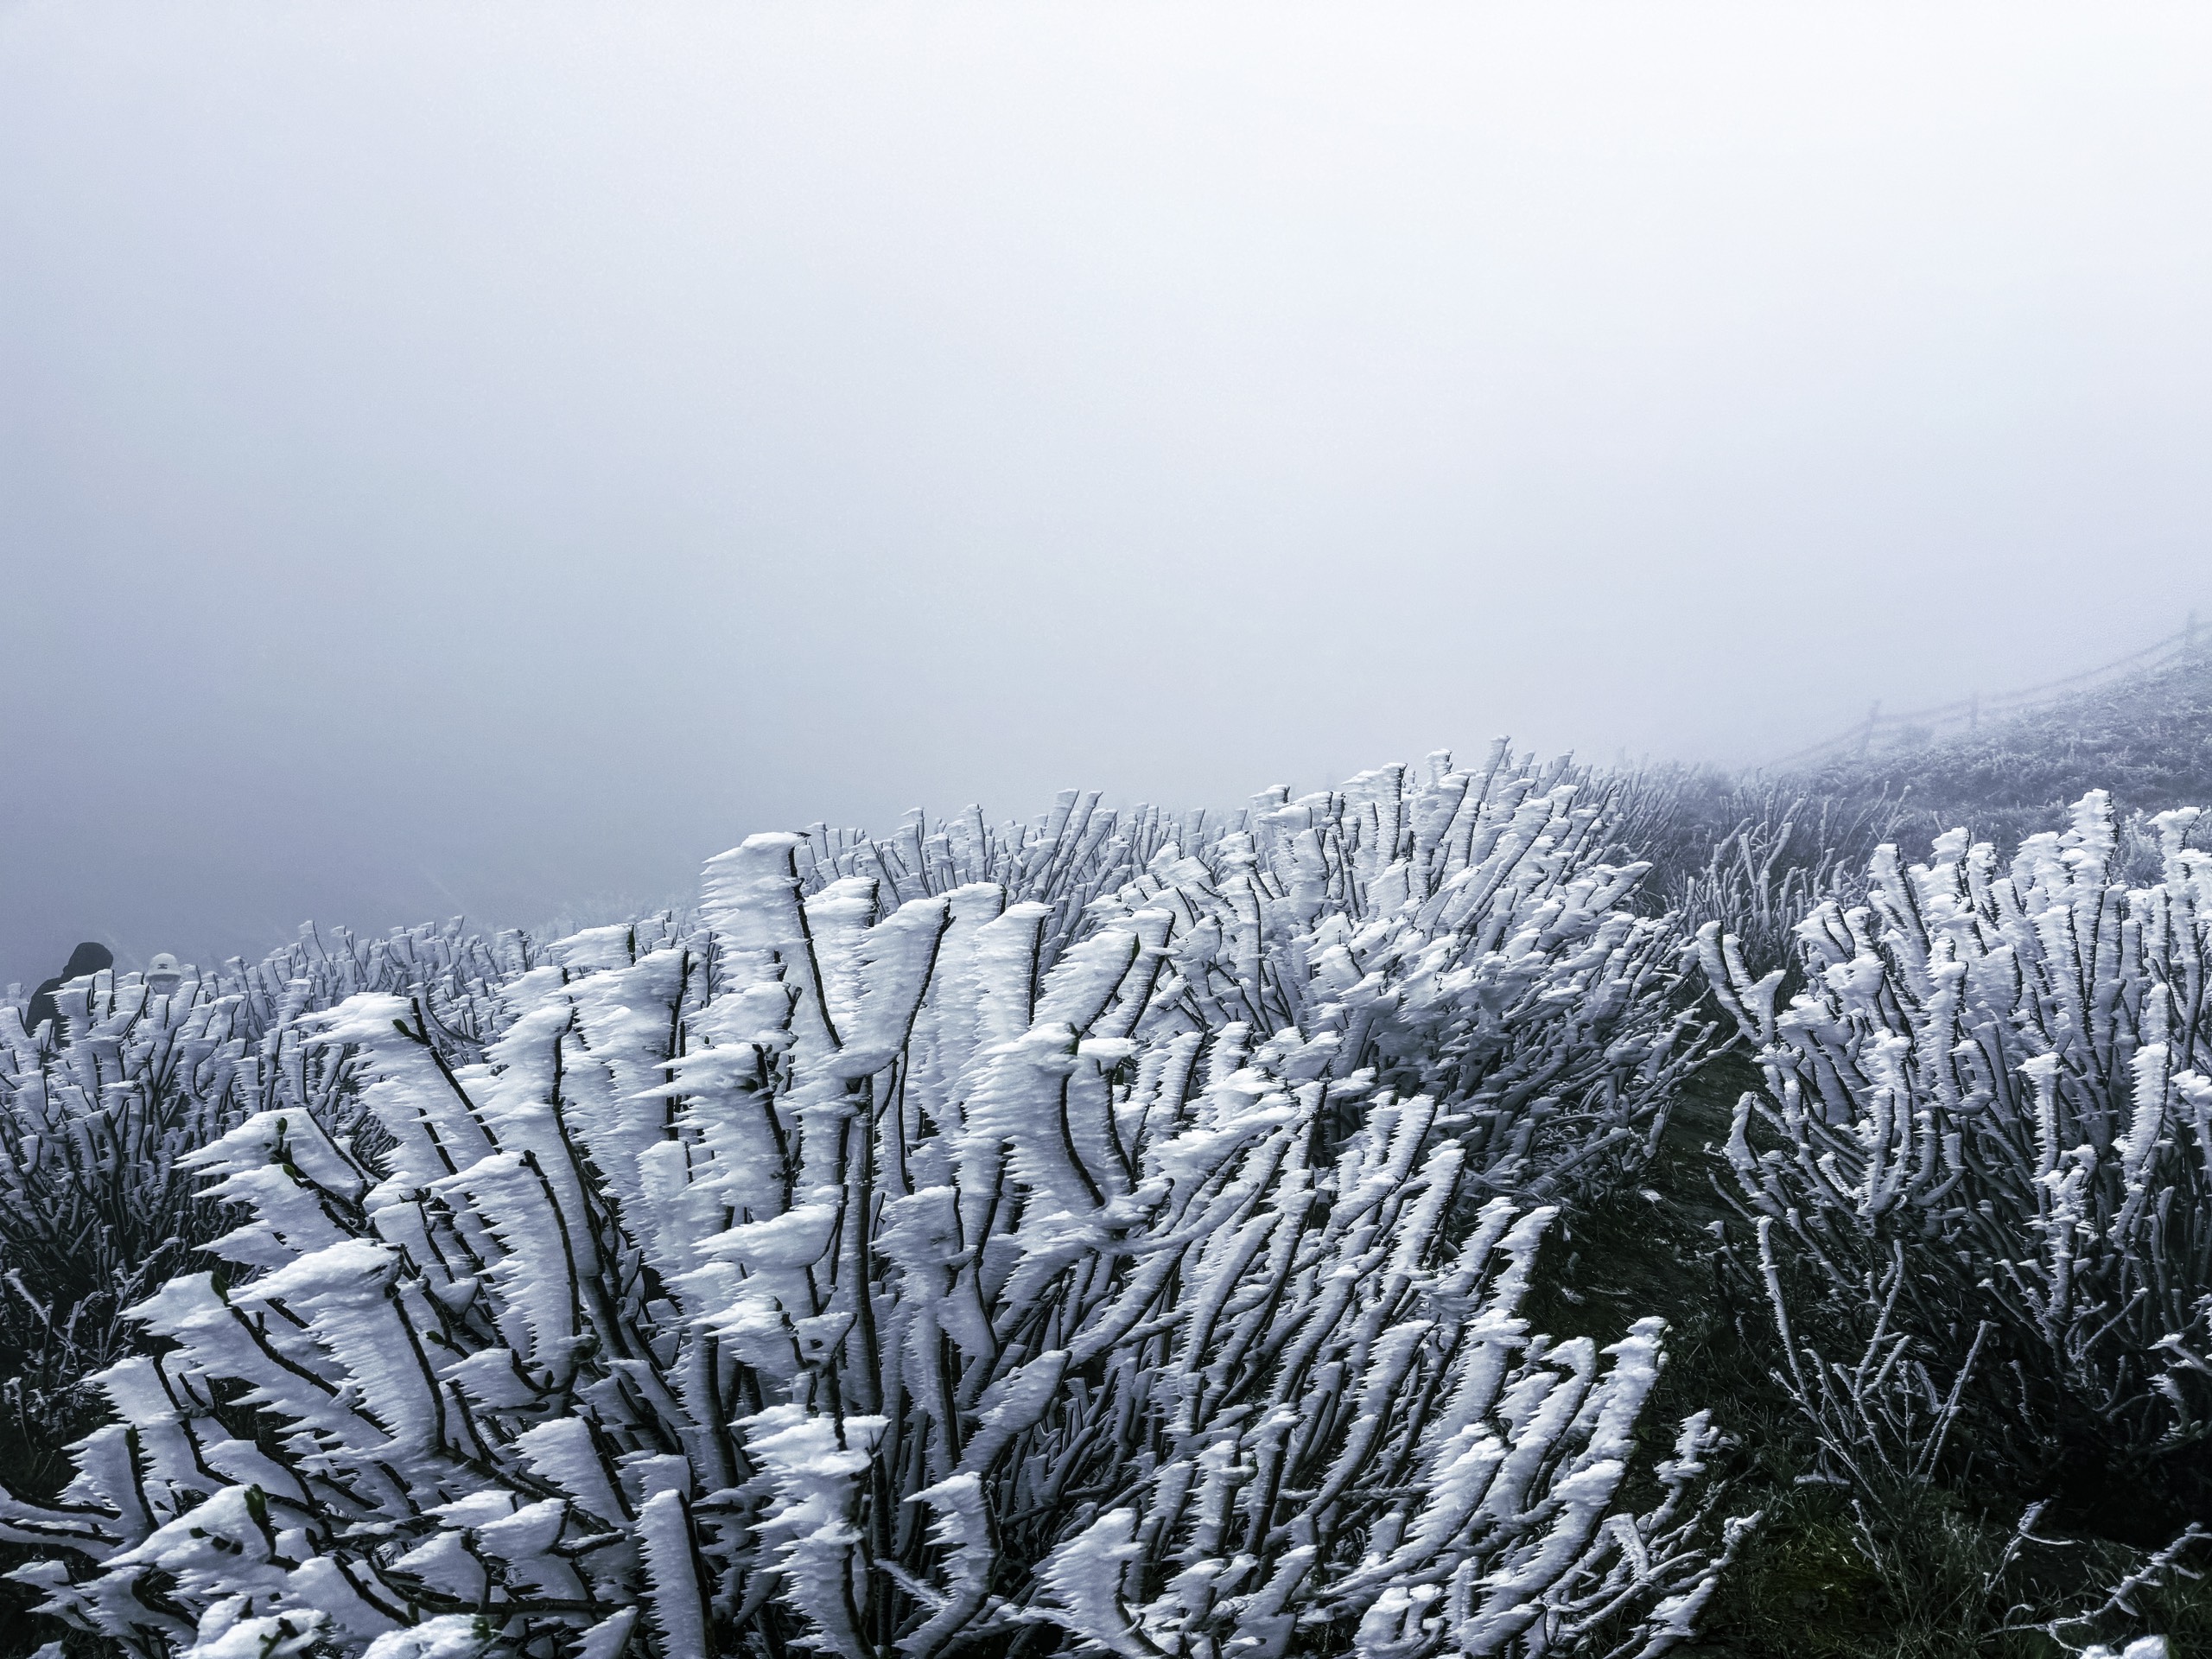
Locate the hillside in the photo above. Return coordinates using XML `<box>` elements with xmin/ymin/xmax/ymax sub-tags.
<box><xmin>1804</xmin><ymin>647</ymin><xmax>2212</xmax><ymax>845</ymax></box>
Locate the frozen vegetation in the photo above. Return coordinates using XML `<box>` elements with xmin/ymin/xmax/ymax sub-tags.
<box><xmin>3</xmin><ymin>710</ymin><xmax>2210</xmax><ymax>1657</ymax></box>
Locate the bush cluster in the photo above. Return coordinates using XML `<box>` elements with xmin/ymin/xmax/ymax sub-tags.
<box><xmin>1</xmin><ymin>756</ymin><xmax>1741</xmax><ymax>1659</ymax></box>
<box><xmin>6</xmin><ymin>702</ymin><xmax>2211</xmax><ymax>1658</ymax></box>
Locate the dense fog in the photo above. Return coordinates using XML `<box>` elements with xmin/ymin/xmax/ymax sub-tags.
<box><xmin>8</xmin><ymin>1</ymin><xmax>2212</xmax><ymax>979</ymax></box>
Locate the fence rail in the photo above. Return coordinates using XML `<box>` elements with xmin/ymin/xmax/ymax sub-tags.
<box><xmin>1761</xmin><ymin>612</ymin><xmax>2207</xmax><ymax>771</ymax></box>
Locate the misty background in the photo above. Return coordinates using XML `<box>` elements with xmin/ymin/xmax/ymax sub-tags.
<box><xmin>5</xmin><ymin>3</ymin><xmax>2211</xmax><ymax>984</ymax></box>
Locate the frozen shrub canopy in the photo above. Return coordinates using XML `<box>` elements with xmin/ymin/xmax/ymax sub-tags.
<box><xmin>1701</xmin><ymin>790</ymin><xmax>2212</xmax><ymax>1477</ymax></box>
<box><xmin>0</xmin><ymin>753</ymin><xmax>1745</xmax><ymax>1658</ymax></box>
<box><xmin>0</xmin><ymin>918</ymin><xmax>547</xmax><ymax>1489</ymax></box>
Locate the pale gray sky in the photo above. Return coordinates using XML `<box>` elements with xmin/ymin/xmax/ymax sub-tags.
<box><xmin>6</xmin><ymin>2</ymin><xmax>2212</xmax><ymax>981</ymax></box>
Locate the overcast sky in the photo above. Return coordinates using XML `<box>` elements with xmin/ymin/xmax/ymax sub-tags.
<box><xmin>6</xmin><ymin>3</ymin><xmax>2212</xmax><ymax>982</ymax></box>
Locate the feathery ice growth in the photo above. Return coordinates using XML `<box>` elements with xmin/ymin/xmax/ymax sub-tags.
<box><xmin>0</xmin><ymin>751</ymin><xmax>1751</xmax><ymax>1659</ymax></box>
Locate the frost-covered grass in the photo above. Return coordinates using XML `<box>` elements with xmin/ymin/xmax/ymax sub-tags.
<box><xmin>1814</xmin><ymin>652</ymin><xmax>2212</xmax><ymax>840</ymax></box>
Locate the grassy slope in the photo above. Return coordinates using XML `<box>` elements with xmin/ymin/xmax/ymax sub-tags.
<box><xmin>1806</xmin><ymin>651</ymin><xmax>2212</xmax><ymax>850</ymax></box>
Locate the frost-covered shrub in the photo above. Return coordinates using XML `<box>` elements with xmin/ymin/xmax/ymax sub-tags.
<box><xmin>1617</xmin><ymin>774</ymin><xmax>1902</xmax><ymax>979</ymax></box>
<box><xmin>1699</xmin><ymin>790</ymin><xmax>2212</xmax><ymax>1479</ymax></box>
<box><xmin>795</xmin><ymin>747</ymin><xmax>1710</xmax><ymax>1199</ymax></box>
<box><xmin>0</xmin><ymin>921</ymin><xmax>542</xmax><ymax>1490</ymax></box>
<box><xmin>1666</xmin><ymin>793</ymin><xmax>1900</xmax><ymax>980</ymax></box>
<box><xmin>0</xmin><ymin>757</ymin><xmax>1743</xmax><ymax>1657</ymax></box>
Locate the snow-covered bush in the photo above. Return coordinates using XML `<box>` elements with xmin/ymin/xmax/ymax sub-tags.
<box><xmin>1699</xmin><ymin>790</ymin><xmax>2212</xmax><ymax>1477</ymax></box>
<box><xmin>1619</xmin><ymin>775</ymin><xmax>1900</xmax><ymax>979</ymax></box>
<box><xmin>793</xmin><ymin>747</ymin><xmax>1710</xmax><ymax>1199</ymax></box>
<box><xmin>0</xmin><ymin>921</ymin><xmax>543</xmax><ymax>1488</ymax></box>
<box><xmin>0</xmin><ymin>756</ymin><xmax>1744</xmax><ymax>1657</ymax></box>
<box><xmin>1667</xmin><ymin>802</ymin><xmax>1872</xmax><ymax>979</ymax></box>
